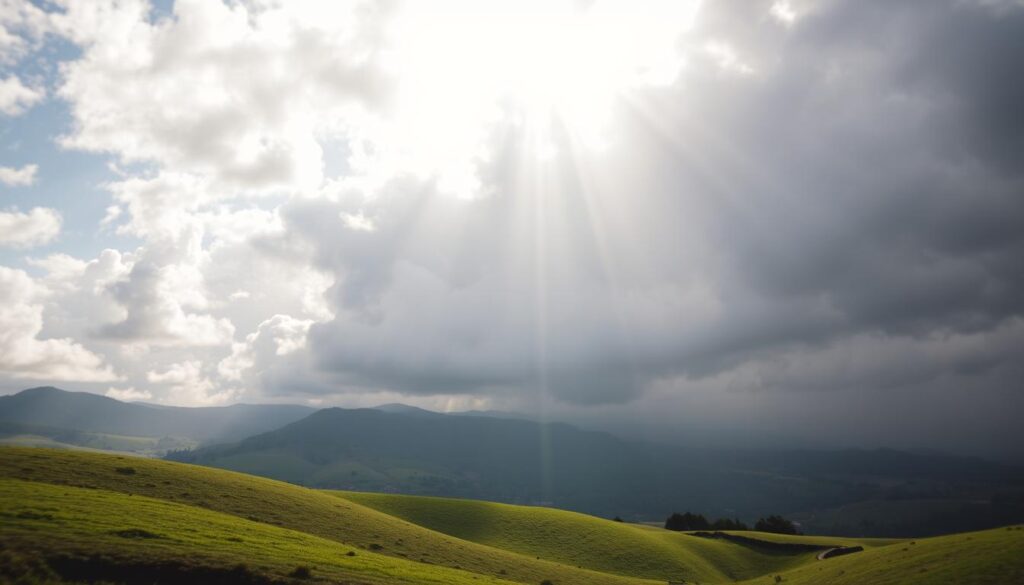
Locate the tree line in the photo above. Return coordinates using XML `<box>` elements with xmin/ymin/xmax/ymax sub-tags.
<box><xmin>664</xmin><ymin>512</ymin><xmax>800</xmax><ymax>535</ymax></box>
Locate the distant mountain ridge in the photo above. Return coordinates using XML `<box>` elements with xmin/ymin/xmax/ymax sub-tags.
<box><xmin>0</xmin><ymin>387</ymin><xmax>316</xmax><ymax>445</ymax></box>
<box><xmin>3</xmin><ymin>386</ymin><xmax>1023</xmax><ymax>536</ymax></box>
<box><xmin>170</xmin><ymin>406</ymin><xmax>1024</xmax><ymax>536</ymax></box>
<box><xmin>370</xmin><ymin>402</ymin><xmax>530</xmax><ymax>421</ymax></box>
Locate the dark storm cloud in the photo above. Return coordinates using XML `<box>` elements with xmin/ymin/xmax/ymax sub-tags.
<box><xmin>273</xmin><ymin>0</ymin><xmax>1024</xmax><ymax>441</ymax></box>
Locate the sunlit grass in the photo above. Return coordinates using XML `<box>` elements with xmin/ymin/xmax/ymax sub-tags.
<box><xmin>736</xmin><ymin>525</ymin><xmax>1024</xmax><ymax>585</ymax></box>
<box><xmin>336</xmin><ymin>490</ymin><xmax>869</xmax><ymax>582</ymax></box>
<box><xmin>0</xmin><ymin>447</ymin><xmax>654</xmax><ymax>585</ymax></box>
<box><xmin>2</xmin><ymin>447</ymin><xmax>1021</xmax><ymax>585</ymax></box>
<box><xmin>0</xmin><ymin>478</ymin><xmax>515</xmax><ymax>585</ymax></box>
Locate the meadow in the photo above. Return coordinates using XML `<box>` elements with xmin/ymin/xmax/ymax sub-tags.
<box><xmin>1</xmin><ymin>447</ymin><xmax>1022</xmax><ymax>584</ymax></box>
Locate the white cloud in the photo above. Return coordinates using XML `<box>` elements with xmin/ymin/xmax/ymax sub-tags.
<box><xmin>25</xmin><ymin>250</ymin><xmax>132</xmax><ymax>346</ymax></box>
<box><xmin>0</xmin><ymin>207</ymin><xmax>61</xmax><ymax>248</ymax></box>
<box><xmin>103</xmin><ymin>173</ymin><xmax>216</xmax><ymax>240</ymax></box>
<box><xmin>0</xmin><ymin>163</ymin><xmax>37</xmax><ymax>186</ymax></box>
<box><xmin>217</xmin><ymin>314</ymin><xmax>313</xmax><ymax>383</ymax></box>
<box><xmin>147</xmin><ymin>360</ymin><xmax>234</xmax><ymax>406</ymax></box>
<box><xmin>0</xmin><ymin>0</ymin><xmax>52</xmax><ymax>64</ymax></box>
<box><xmin>105</xmin><ymin>386</ymin><xmax>152</xmax><ymax>402</ymax></box>
<box><xmin>0</xmin><ymin>75</ymin><xmax>43</xmax><ymax>115</ymax></box>
<box><xmin>704</xmin><ymin>41</ymin><xmax>755</xmax><ymax>75</ymax></box>
<box><xmin>101</xmin><ymin>246</ymin><xmax>237</xmax><ymax>347</ymax></box>
<box><xmin>26</xmin><ymin>253</ymin><xmax>88</xmax><ymax>286</ymax></box>
<box><xmin>340</xmin><ymin>211</ymin><xmax>375</xmax><ymax>232</ymax></box>
<box><xmin>55</xmin><ymin>0</ymin><xmax>390</xmax><ymax>194</ymax></box>
<box><xmin>770</xmin><ymin>1</ymin><xmax>798</xmax><ymax>25</ymax></box>
<box><xmin>0</xmin><ymin>266</ymin><xmax>119</xmax><ymax>382</ymax></box>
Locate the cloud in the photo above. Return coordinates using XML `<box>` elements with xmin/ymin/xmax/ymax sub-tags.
<box><xmin>260</xmin><ymin>0</ymin><xmax>1024</xmax><ymax>413</ymax></box>
<box><xmin>217</xmin><ymin>314</ymin><xmax>313</xmax><ymax>383</ymax></box>
<box><xmin>0</xmin><ymin>75</ymin><xmax>43</xmax><ymax>115</ymax></box>
<box><xmin>55</xmin><ymin>0</ymin><xmax>392</xmax><ymax>193</ymax></box>
<box><xmin>105</xmin><ymin>386</ymin><xmax>152</xmax><ymax>402</ymax></box>
<box><xmin>6</xmin><ymin>0</ymin><xmax>1022</xmax><ymax>456</ymax></box>
<box><xmin>147</xmin><ymin>359</ymin><xmax>233</xmax><ymax>406</ymax></box>
<box><xmin>0</xmin><ymin>163</ymin><xmax>37</xmax><ymax>186</ymax></box>
<box><xmin>99</xmin><ymin>243</ymin><xmax>236</xmax><ymax>347</ymax></box>
<box><xmin>770</xmin><ymin>1</ymin><xmax>799</xmax><ymax>25</ymax></box>
<box><xmin>0</xmin><ymin>0</ymin><xmax>52</xmax><ymax>64</ymax></box>
<box><xmin>0</xmin><ymin>266</ymin><xmax>119</xmax><ymax>382</ymax></box>
<box><xmin>0</xmin><ymin>207</ymin><xmax>61</xmax><ymax>248</ymax></box>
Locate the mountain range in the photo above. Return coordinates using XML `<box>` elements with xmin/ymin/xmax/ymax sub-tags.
<box><xmin>170</xmin><ymin>405</ymin><xmax>1024</xmax><ymax>536</ymax></box>
<box><xmin>0</xmin><ymin>386</ymin><xmax>315</xmax><ymax>453</ymax></box>
<box><xmin>2</xmin><ymin>386</ymin><xmax>1022</xmax><ymax>537</ymax></box>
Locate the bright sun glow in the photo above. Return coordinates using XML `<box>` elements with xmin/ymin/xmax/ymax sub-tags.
<box><xmin>371</xmin><ymin>0</ymin><xmax>702</xmax><ymax>198</ymax></box>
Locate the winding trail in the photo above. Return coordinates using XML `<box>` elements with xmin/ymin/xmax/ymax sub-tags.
<box><xmin>816</xmin><ymin>546</ymin><xmax>865</xmax><ymax>560</ymax></box>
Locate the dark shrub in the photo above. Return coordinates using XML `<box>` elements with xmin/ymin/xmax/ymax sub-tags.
<box><xmin>114</xmin><ymin>467</ymin><xmax>136</xmax><ymax>475</ymax></box>
<box><xmin>289</xmin><ymin>566</ymin><xmax>312</xmax><ymax>580</ymax></box>
<box><xmin>665</xmin><ymin>512</ymin><xmax>711</xmax><ymax>531</ymax></box>
<box><xmin>110</xmin><ymin>529</ymin><xmax>161</xmax><ymax>539</ymax></box>
<box><xmin>711</xmin><ymin>517</ymin><xmax>749</xmax><ymax>531</ymax></box>
<box><xmin>755</xmin><ymin>515</ymin><xmax>799</xmax><ymax>535</ymax></box>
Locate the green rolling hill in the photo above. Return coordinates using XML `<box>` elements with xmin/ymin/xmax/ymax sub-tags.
<box><xmin>735</xmin><ymin>526</ymin><xmax>1024</xmax><ymax>585</ymax></box>
<box><xmin>2</xmin><ymin>447</ymin><xmax>1023</xmax><ymax>584</ymax></box>
<box><xmin>0</xmin><ymin>478</ymin><xmax>514</xmax><ymax>585</ymax></box>
<box><xmin>5</xmin><ymin>387</ymin><xmax>1024</xmax><ymax>539</ymax></box>
<box><xmin>335</xmin><ymin>490</ymin><xmax>890</xmax><ymax>582</ymax></box>
<box><xmin>0</xmin><ymin>447</ymin><xmax>653</xmax><ymax>585</ymax></box>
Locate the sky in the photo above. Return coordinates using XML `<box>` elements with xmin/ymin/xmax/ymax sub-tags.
<box><xmin>1</xmin><ymin>0</ymin><xmax>1023</xmax><ymax>461</ymax></box>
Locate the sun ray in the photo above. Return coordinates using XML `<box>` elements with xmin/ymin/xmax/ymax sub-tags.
<box><xmin>374</xmin><ymin>0</ymin><xmax>703</xmax><ymax>198</ymax></box>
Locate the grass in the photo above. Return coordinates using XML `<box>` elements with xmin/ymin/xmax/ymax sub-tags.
<box><xmin>2</xmin><ymin>446</ymin><xmax>1021</xmax><ymax>585</ymax></box>
<box><xmin>0</xmin><ymin>420</ymin><xmax>198</xmax><ymax>456</ymax></box>
<box><xmin>695</xmin><ymin>530</ymin><xmax>897</xmax><ymax>548</ymax></box>
<box><xmin>737</xmin><ymin>525</ymin><xmax>1024</xmax><ymax>585</ymax></box>
<box><xmin>336</xmin><ymin>490</ymin><xmax>874</xmax><ymax>582</ymax></box>
<box><xmin>0</xmin><ymin>434</ymin><xmax>132</xmax><ymax>454</ymax></box>
<box><xmin>0</xmin><ymin>447</ymin><xmax>655</xmax><ymax>585</ymax></box>
<box><xmin>0</xmin><ymin>478</ymin><xmax>515</xmax><ymax>585</ymax></box>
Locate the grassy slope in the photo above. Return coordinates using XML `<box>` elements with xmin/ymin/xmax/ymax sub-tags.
<box><xmin>737</xmin><ymin>526</ymin><xmax>1024</xmax><ymax>585</ymax></box>
<box><xmin>0</xmin><ymin>478</ymin><xmax>516</xmax><ymax>585</ymax></box>
<box><xmin>338</xmin><ymin>491</ymin><xmax>862</xmax><ymax>582</ymax></box>
<box><xmin>0</xmin><ymin>434</ymin><xmax>133</xmax><ymax>454</ymax></box>
<box><xmin>0</xmin><ymin>447</ymin><xmax>654</xmax><ymax>585</ymax></box>
<box><xmin>690</xmin><ymin>528</ymin><xmax>899</xmax><ymax>548</ymax></box>
<box><xmin>3</xmin><ymin>447</ymin><xmax>1020</xmax><ymax>585</ymax></box>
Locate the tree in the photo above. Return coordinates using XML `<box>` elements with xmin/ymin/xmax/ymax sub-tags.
<box><xmin>711</xmin><ymin>517</ymin><xmax>749</xmax><ymax>531</ymax></box>
<box><xmin>665</xmin><ymin>512</ymin><xmax>711</xmax><ymax>531</ymax></box>
<box><xmin>755</xmin><ymin>515</ymin><xmax>800</xmax><ymax>535</ymax></box>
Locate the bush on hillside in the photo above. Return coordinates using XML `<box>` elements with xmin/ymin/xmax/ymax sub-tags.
<box><xmin>666</xmin><ymin>512</ymin><xmax>751</xmax><ymax>531</ymax></box>
<box><xmin>711</xmin><ymin>517</ymin><xmax>749</xmax><ymax>531</ymax></box>
<box><xmin>665</xmin><ymin>512</ymin><xmax>711</xmax><ymax>531</ymax></box>
<box><xmin>755</xmin><ymin>515</ymin><xmax>800</xmax><ymax>535</ymax></box>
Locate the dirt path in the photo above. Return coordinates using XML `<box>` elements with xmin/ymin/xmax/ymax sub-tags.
<box><xmin>816</xmin><ymin>546</ymin><xmax>864</xmax><ymax>560</ymax></box>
